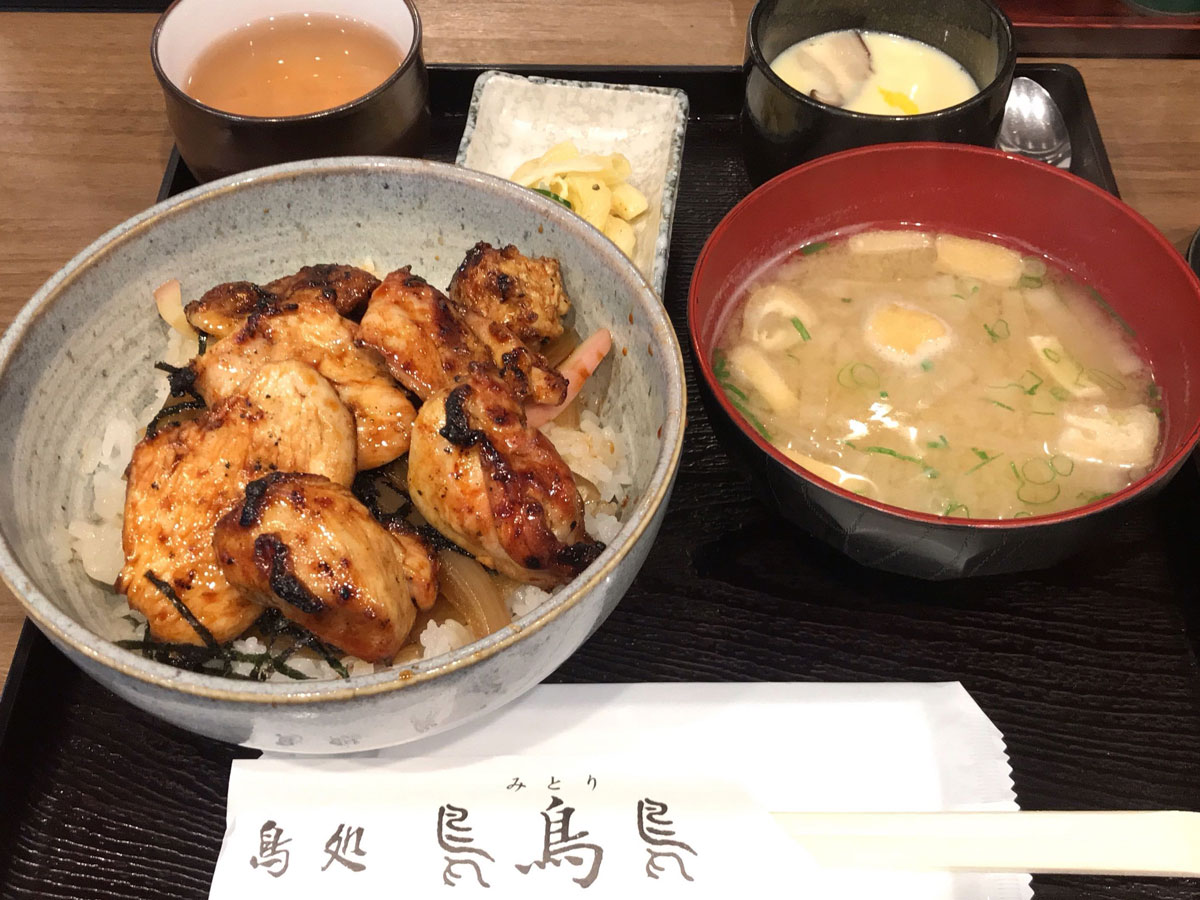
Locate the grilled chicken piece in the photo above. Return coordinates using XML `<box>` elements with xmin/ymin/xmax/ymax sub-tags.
<box><xmin>408</xmin><ymin>369</ymin><xmax>604</xmax><ymax>587</ymax></box>
<box><xmin>117</xmin><ymin>361</ymin><xmax>356</xmax><ymax>646</ymax></box>
<box><xmin>184</xmin><ymin>264</ymin><xmax>379</xmax><ymax>337</ymax></box>
<box><xmin>190</xmin><ymin>297</ymin><xmax>415</xmax><ymax>470</ymax></box>
<box><xmin>449</xmin><ymin>242</ymin><xmax>571</xmax><ymax>344</ymax></box>
<box><xmin>184</xmin><ymin>281</ymin><xmax>275</xmax><ymax>338</ymax></box>
<box><xmin>214</xmin><ymin>473</ymin><xmax>438</xmax><ymax>663</ymax></box>
<box><xmin>358</xmin><ymin>267</ymin><xmax>567</xmax><ymax>406</ymax></box>
<box><xmin>265</xmin><ymin>264</ymin><xmax>380</xmax><ymax>320</ymax></box>
<box><xmin>458</xmin><ymin>305</ymin><xmax>568</xmax><ymax>407</ymax></box>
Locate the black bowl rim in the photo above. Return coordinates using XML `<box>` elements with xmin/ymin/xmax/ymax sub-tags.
<box><xmin>688</xmin><ymin>140</ymin><xmax>1200</xmax><ymax>532</ymax></box>
<box><xmin>150</xmin><ymin>0</ymin><xmax>424</xmax><ymax>125</ymax></box>
<box><xmin>745</xmin><ymin>0</ymin><xmax>1017</xmax><ymax>124</ymax></box>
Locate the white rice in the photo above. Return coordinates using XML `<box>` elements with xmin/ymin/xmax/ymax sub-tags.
<box><xmin>541</xmin><ymin>409</ymin><xmax>633</xmax><ymax>506</ymax></box>
<box><xmin>68</xmin><ymin>323</ymin><xmax>633</xmax><ymax>676</ymax></box>
<box><xmin>418</xmin><ymin>618</ymin><xmax>473</xmax><ymax>658</ymax></box>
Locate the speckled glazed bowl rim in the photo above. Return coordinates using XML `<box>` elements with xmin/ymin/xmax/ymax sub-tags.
<box><xmin>688</xmin><ymin>141</ymin><xmax>1200</xmax><ymax>532</ymax></box>
<box><xmin>745</xmin><ymin>0</ymin><xmax>1017</xmax><ymax>124</ymax></box>
<box><xmin>0</xmin><ymin>156</ymin><xmax>686</xmax><ymax>704</ymax></box>
<box><xmin>150</xmin><ymin>0</ymin><xmax>424</xmax><ymax>125</ymax></box>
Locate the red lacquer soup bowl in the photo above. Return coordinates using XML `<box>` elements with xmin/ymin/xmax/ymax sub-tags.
<box><xmin>688</xmin><ymin>142</ymin><xmax>1200</xmax><ymax>579</ymax></box>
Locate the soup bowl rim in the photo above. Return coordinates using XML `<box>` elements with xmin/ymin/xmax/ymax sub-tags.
<box><xmin>745</xmin><ymin>0</ymin><xmax>1017</xmax><ymax>124</ymax></box>
<box><xmin>0</xmin><ymin>156</ymin><xmax>686</xmax><ymax>705</ymax></box>
<box><xmin>150</xmin><ymin>0</ymin><xmax>425</xmax><ymax>125</ymax></box>
<box><xmin>689</xmin><ymin>140</ymin><xmax>1200</xmax><ymax>531</ymax></box>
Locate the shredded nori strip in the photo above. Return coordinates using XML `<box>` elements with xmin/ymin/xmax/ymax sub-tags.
<box><xmin>145</xmin><ymin>398</ymin><xmax>207</xmax><ymax>438</ymax></box>
<box><xmin>145</xmin><ymin>570</ymin><xmax>223</xmax><ymax>652</ymax></box>
<box><xmin>256</xmin><ymin>608</ymin><xmax>349</xmax><ymax>679</ymax></box>
<box><xmin>197</xmin><ymin>330</ymin><xmax>210</xmax><ymax>355</ymax></box>
<box><xmin>118</xmin><ymin>605</ymin><xmax>354</xmax><ymax>681</ymax></box>
<box><xmin>153</xmin><ymin>360</ymin><xmax>198</xmax><ymax>397</ymax></box>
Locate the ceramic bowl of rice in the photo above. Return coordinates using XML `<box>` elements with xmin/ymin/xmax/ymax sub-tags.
<box><xmin>0</xmin><ymin>157</ymin><xmax>685</xmax><ymax>753</ymax></box>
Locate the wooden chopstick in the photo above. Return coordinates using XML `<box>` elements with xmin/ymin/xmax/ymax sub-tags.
<box><xmin>770</xmin><ymin>810</ymin><xmax>1200</xmax><ymax>876</ymax></box>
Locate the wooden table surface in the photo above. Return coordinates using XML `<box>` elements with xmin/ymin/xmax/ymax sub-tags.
<box><xmin>1</xmin><ymin>4</ymin><xmax>1199</xmax><ymax>688</ymax></box>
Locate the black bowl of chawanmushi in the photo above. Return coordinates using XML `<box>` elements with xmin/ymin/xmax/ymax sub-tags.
<box><xmin>741</xmin><ymin>0</ymin><xmax>1016</xmax><ymax>184</ymax></box>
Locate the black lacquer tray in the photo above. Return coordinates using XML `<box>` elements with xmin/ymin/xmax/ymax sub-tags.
<box><xmin>2</xmin><ymin>65</ymin><xmax>1198</xmax><ymax>900</ymax></box>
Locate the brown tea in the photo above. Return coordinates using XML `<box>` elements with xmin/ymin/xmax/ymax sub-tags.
<box><xmin>183</xmin><ymin>13</ymin><xmax>403</xmax><ymax>117</ymax></box>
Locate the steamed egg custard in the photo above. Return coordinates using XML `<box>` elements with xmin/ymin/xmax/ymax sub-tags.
<box><xmin>770</xmin><ymin>30</ymin><xmax>978</xmax><ymax>115</ymax></box>
<box><xmin>713</xmin><ymin>229</ymin><xmax>1161</xmax><ymax>519</ymax></box>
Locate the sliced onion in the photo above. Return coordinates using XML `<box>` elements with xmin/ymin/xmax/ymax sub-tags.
<box><xmin>153</xmin><ymin>278</ymin><xmax>197</xmax><ymax>338</ymax></box>
<box><xmin>438</xmin><ymin>550</ymin><xmax>511</xmax><ymax>640</ymax></box>
<box><xmin>543</xmin><ymin>327</ymin><xmax>581</xmax><ymax>369</ymax></box>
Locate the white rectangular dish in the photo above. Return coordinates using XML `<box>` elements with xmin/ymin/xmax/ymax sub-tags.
<box><xmin>456</xmin><ymin>70</ymin><xmax>689</xmax><ymax>296</ymax></box>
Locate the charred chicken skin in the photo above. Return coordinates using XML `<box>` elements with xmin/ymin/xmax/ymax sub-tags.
<box><xmin>214</xmin><ymin>473</ymin><xmax>438</xmax><ymax>663</ymax></box>
<box><xmin>188</xmin><ymin>295</ymin><xmax>415</xmax><ymax>471</ymax></box>
<box><xmin>264</xmin><ymin>264</ymin><xmax>380</xmax><ymax>320</ymax></box>
<box><xmin>448</xmin><ymin>242</ymin><xmax>571</xmax><ymax>344</ymax></box>
<box><xmin>117</xmin><ymin>361</ymin><xmax>356</xmax><ymax>645</ymax></box>
<box><xmin>184</xmin><ymin>264</ymin><xmax>379</xmax><ymax>337</ymax></box>
<box><xmin>408</xmin><ymin>367</ymin><xmax>604</xmax><ymax>588</ymax></box>
<box><xmin>357</xmin><ymin>267</ymin><xmax>567</xmax><ymax>407</ymax></box>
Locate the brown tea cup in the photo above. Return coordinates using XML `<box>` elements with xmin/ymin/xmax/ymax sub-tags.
<box><xmin>151</xmin><ymin>0</ymin><xmax>430</xmax><ymax>182</ymax></box>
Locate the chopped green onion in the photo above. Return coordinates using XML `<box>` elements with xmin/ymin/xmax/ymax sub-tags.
<box><xmin>1021</xmin><ymin>458</ymin><xmax>1056</xmax><ymax>484</ymax></box>
<box><xmin>791</xmin><ymin>316</ymin><xmax>812</xmax><ymax>341</ymax></box>
<box><xmin>991</xmin><ymin>370</ymin><xmax>1044</xmax><ymax>396</ymax></box>
<box><xmin>926</xmin><ymin>434</ymin><xmax>949</xmax><ymax>450</ymax></box>
<box><xmin>966</xmin><ymin>447</ymin><xmax>1001</xmax><ymax>474</ymax></box>
<box><xmin>920</xmin><ymin>359</ymin><xmax>933</xmax><ymax>372</ymax></box>
<box><xmin>1148</xmin><ymin>383</ymin><xmax>1161</xmax><ymax>401</ymax></box>
<box><xmin>1050</xmin><ymin>455</ymin><xmax>1075</xmax><ymax>476</ymax></box>
<box><xmin>988</xmin><ymin>399</ymin><xmax>1015</xmax><ymax>411</ymax></box>
<box><xmin>1078</xmin><ymin>490</ymin><xmax>1113</xmax><ymax>503</ymax></box>
<box><xmin>712</xmin><ymin>351</ymin><xmax>730</xmax><ymax>381</ymax></box>
<box><xmin>726</xmin><ymin>393</ymin><xmax>772</xmax><ymax>441</ymax></box>
<box><xmin>723</xmin><ymin>382</ymin><xmax>748</xmax><ymax>401</ymax></box>
<box><xmin>983</xmin><ymin>319</ymin><xmax>1011</xmax><ymax>342</ymax></box>
<box><xmin>1042</xmin><ymin>348</ymin><xmax>1061</xmax><ymax>363</ymax></box>
<box><xmin>860</xmin><ymin>446</ymin><xmax>924</xmax><ymax>465</ymax></box>
<box><xmin>879</xmin><ymin>391</ymin><xmax>889</xmax><ymax>399</ymax></box>
<box><xmin>800</xmin><ymin>241</ymin><xmax>828</xmax><ymax>255</ymax></box>
<box><xmin>1018</xmin><ymin>481</ymin><xmax>1061</xmax><ymax>505</ymax></box>
<box><xmin>533</xmin><ymin>187</ymin><xmax>573</xmax><ymax>209</ymax></box>
<box><xmin>841</xmin><ymin>296</ymin><xmax>853</xmax><ymax>304</ymax></box>
<box><xmin>1019</xmin><ymin>274</ymin><xmax>1043</xmax><ymax>289</ymax></box>
<box><xmin>712</xmin><ymin>351</ymin><xmax>769</xmax><ymax>438</ymax></box>
<box><xmin>846</xmin><ymin>443</ymin><xmax>937</xmax><ymax>477</ymax></box>
<box><xmin>837</xmin><ymin>362</ymin><xmax>880</xmax><ymax>389</ymax></box>
<box><xmin>1050</xmin><ymin>385</ymin><xmax>1069</xmax><ymax>402</ymax></box>
<box><xmin>1011</xmin><ymin>511</ymin><xmax>1032</xmax><ymax>518</ymax></box>
<box><xmin>943</xmin><ymin>502</ymin><xmax>971</xmax><ymax>517</ymax></box>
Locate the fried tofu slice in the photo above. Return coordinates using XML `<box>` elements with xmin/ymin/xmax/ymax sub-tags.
<box><xmin>190</xmin><ymin>297</ymin><xmax>415</xmax><ymax>470</ymax></box>
<box><xmin>448</xmin><ymin>242</ymin><xmax>571</xmax><ymax>344</ymax></box>
<box><xmin>214</xmin><ymin>473</ymin><xmax>438</xmax><ymax>663</ymax></box>
<box><xmin>116</xmin><ymin>361</ymin><xmax>356</xmax><ymax>646</ymax></box>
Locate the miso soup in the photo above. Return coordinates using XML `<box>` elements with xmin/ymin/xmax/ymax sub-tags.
<box><xmin>714</xmin><ymin>229</ymin><xmax>1160</xmax><ymax>519</ymax></box>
